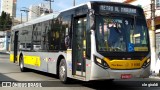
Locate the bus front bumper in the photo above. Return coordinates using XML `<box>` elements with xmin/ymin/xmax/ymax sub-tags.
<box><xmin>90</xmin><ymin>63</ymin><xmax>150</xmax><ymax>80</ymax></box>
<box><xmin>108</xmin><ymin>66</ymin><xmax>150</xmax><ymax>79</ymax></box>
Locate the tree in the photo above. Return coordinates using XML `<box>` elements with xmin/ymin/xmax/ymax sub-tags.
<box><xmin>0</xmin><ymin>11</ymin><xmax>12</xmax><ymax>31</ymax></box>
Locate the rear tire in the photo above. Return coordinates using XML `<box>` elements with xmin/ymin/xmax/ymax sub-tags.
<box><xmin>59</xmin><ymin>59</ymin><xmax>68</xmax><ymax>83</ymax></box>
<box><xmin>19</xmin><ymin>56</ymin><xmax>26</xmax><ymax>72</ymax></box>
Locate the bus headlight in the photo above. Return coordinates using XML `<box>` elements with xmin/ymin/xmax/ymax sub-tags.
<box><xmin>142</xmin><ymin>58</ymin><xmax>151</xmax><ymax>68</ymax></box>
<box><xmin>95</xmin><ymin>57</ymin><xmax>109</xmax><ymax>69</ymax></box>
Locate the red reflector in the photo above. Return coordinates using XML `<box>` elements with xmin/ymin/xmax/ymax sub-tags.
<box><xmin>86</xmin><ymin>64</ymin><xmax>91</xmax><ymax>67</ymax></box>
<box><xmin>121</xmin><ymin>74</ymin><xmax>132</xmax><ymax>79</ymax></box>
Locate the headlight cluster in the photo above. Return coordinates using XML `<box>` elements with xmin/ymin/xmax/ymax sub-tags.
<box><xmin>142</xmin><ymin>58</ymin><xmax>150</xmax><ymax>68</ymax></box>
<box><xmin>94</xmin><ymin>57</ymin><xmax>109</xmax><ymax>69</ymax></box>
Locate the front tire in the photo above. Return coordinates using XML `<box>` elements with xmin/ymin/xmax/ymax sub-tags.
<box><xmin>19</xmin><ymin>56</ymin><xmax>26</xmax><ymax>72</ymax></box>
<box><xmin>59</xmin><ymin>59</ymin><xmax>68</xmax><ymax>83</ymax></box>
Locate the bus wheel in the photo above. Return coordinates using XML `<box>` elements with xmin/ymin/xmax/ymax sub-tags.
<box><xmin>19</xmin><ymin>56</ymin><xmax>26</xmax><ymax>72</ymax></box>
<box><xmin>59</xmin><ymin>59</ymin><xmax>68</xmax><ymax>83</ymax></box>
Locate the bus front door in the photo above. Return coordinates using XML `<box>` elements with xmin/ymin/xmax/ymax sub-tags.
<box><xmin>14</xmin><ymin>31</ymin><xmax>19</xmax><ymax>63</ymax></box>
<box><xmin>73</xmin><ymin>16</ymin><xmax>86</xmax><ymax>77</ymax></box>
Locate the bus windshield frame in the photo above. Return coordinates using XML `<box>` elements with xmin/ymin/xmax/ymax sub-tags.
<box><xmin>95</xmin><ymin>14</ymin><xmax>149</xmax><ymax>52</ymax></box>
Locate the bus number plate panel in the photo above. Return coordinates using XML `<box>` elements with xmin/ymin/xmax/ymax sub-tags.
<box><xmin>121</xmin><ymin>74</ymin><xmax>132</xmax><ymax>79</ymax></box>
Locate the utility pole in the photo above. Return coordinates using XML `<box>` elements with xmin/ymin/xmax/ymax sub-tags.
<box><xmin>11</xmin><ymin>16</ymin><xmax>14</xmax><ymax>26</ymax></box>
<box><xmin>73</xmin><ymin>0</ymin><xmax>75</xmax><ymax>6</ymax></box>
<box><xmin>44</xmin><ymin>0</ymin><xmax>54</xmax><ymax>13</ymax></box>
<box><xmin>20</xmin><ymin>9</ymin><xmax>29</xmax><ymax>22</ymax></box>
<box><xmin>150</xmin><ymin>0</ymin><xmax>156</xmax><ymax>73</ymax></box>
<box><xmin>21</xmin><ymin>13</ymin><xmax>23</xmax><ymax>23</ymax></box>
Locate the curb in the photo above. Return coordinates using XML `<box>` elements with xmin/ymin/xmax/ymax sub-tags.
<box><xmin>0</xmin><ymin>52</ymin><xmax>10</xmax><ymax>55</ymax></box>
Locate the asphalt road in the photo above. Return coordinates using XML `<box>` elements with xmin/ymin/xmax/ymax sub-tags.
<box><xmin>0</xmin><ymin>53</ymin><xmax>160</xmax><ymax>90</ymax></box>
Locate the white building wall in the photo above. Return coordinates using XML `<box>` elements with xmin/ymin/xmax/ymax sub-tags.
<box><xmin>29</xmin><ymin>5</ymin><xmax>41</xmax><ymax>20</ymax></box>
<box><xmin>39</xmin><ymin>2</ymin><xmax>50</xmax><ymax>11</ymax></box>
<box><xmin>39</xmin><ymin>2</ymin><xmax>51</xmax><ymax>13</ymax></box>
<box><xmin>28</xmin><ymin>2</ymin><xmax>51</xmax><ymax>20</ymax></box>
<box><xmin>0</xmin><ymin>0</ymin><xmax>16</xmax><ymax>17</ymax></box>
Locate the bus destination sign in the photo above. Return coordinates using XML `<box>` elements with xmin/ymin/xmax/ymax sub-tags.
<box><xmin>100</xmin><ymin>5</ymin><xmax>137</xmax><ymax>14</ymax></box>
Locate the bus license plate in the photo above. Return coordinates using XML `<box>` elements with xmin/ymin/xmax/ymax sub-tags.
<box><xmin>121</xmin><ymin>74</ymin><xmax>132</xmax><ymax>79</ymax></box>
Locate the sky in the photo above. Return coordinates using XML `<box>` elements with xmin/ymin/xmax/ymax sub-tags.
<box><xmin>16</xmin><ymin>0</ymin><xmax>110</xmax><ymax>18</ymax></box>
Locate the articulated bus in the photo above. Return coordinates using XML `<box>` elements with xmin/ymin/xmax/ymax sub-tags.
<box><xmin>10</xmin><ymin>1</ymin><xmax>150</xmax><ymax>83</ymax></box>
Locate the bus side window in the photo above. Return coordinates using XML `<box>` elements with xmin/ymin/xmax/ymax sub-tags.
<box><xmin>32</xmin><ymin>24</ymin><xmax>41</xmax><ymax>51</ymax></box>
<box><xmin>59</xmin><ymin>21</ymin><xmax>66</xmax><ymax>50</ymax></box>
<box><xmin>51</xmin><ymin>19</ymin><xmax>60</xmax><ymax>50</ymax></box>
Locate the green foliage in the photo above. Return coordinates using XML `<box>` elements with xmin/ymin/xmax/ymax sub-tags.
<box><xmin>0</xmin><ymin>11</ymin><xmax>12</xmax><ymax>31</ymax></box>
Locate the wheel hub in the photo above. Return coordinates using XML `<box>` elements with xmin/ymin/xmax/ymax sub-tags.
<box><xmin>60</xmin><ymin>65</ymin><xmax>65</xmax><ymax>80</ymax></box>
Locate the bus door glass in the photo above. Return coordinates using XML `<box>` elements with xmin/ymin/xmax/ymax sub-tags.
<box><xmin>73</xmin><ymin>17</ymin><xmax>87</xmax><ymax>76</ymax></box>
<box><xmin>14</xmin><ymin>31</ymin><xmax>19</xmax><ymax>63</ymax></box>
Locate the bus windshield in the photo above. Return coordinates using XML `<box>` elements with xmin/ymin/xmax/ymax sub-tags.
<box><xmin>95</xmin><ymin>15</ymin><xmax>149</xmax><ymax>52</ymax></box>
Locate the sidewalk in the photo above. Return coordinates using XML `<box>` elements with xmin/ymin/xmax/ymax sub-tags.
<box><xmin>149</xmin><ymin>71</ymin><xmax>160</xmax><ymax>79</ymax></box>
<box><xmin>149</xmin><ymin>75</ymin><xmax>160</xmax><ymax>80</ymax></box>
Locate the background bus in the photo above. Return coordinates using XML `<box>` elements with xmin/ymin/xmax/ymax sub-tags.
<box><xmin>10</xmin><ymin>1</ymin><xmax>150</xmax><ymax>83</ymax></box>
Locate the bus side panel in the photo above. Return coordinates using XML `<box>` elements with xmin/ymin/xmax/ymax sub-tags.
<box><xmin>10</xmin><ymin>51</ymin><xmax>20</xmax><ymax>63</ymax></box>
<box><xmin>23</xmin><ymin>55</ymin><xmax>41</xmax><ymax>67</ymax></box>
<box><xmin>21</xmin><ymin>52</ymin><xmax>67</xmax><ymax>75</ymax></box>
<box><xmin>66</xmin><ymin>49</ymin><xmax>73</xmax><ymax>78</ymax></box>
<box><xmin>10</xmin><ymin>52</ymin><xmax>14</xmax><ymax>62</ymax></box>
